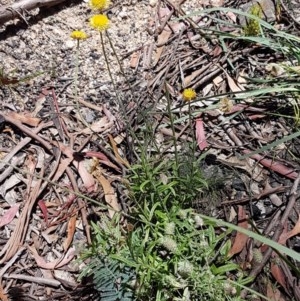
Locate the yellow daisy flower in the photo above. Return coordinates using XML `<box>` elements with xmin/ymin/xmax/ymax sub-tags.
<box><xmin>89</xmin><ymin>0</ymin><xmax>110</xmax><ymax>10</ymax></box>
<box><xmin>70</xmin><ymin>30</ymin><xmax>87</xmax><ymax>40</ymax></box>
<box><xmin>182</xmin><ymin>88</ymin><xmax>197</xmax><ymax>101</ymax></box>
<box><xmin>90</xmin><ymin>14</ymin><xmax>110</xmax><ymax>31</ymax></box>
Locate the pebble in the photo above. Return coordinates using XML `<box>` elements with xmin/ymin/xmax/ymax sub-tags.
<box><xmin>65</xmin><ymin>40</ymin><xmax>75</xmax><ymax>49</ymax></box>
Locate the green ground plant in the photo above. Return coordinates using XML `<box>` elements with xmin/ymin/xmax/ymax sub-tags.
<box><xmin>78</xmin><ymin>66</ymin><xmax>252</xmax><ymax>301</ymax></box>
<box><xmin>80</xmin><ymin>158</ymin><xmax>253</xmax><ymax>301</ymax></box>
<box><xmin>243</xmin><ymin>4</ymin><xmax>263</xmax><ymax>36</ymax></box>
<box><xmin>76</xmin><ymin>3</ymin><xmax>300</xmax><ymax>301</ymax></box>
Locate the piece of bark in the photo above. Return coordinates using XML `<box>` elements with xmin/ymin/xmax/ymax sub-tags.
<box><xmin>0</xmin><ymin>0</ymin><xmax>69</xmax><ymax>26</ymax></box>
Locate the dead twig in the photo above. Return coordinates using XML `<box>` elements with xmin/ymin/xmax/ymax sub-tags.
<box><xmin>0</xmin><ymin>0</ymin><xmax>70</xmax><ymax>26</ymax></box>
<box><xmin>240</xmin><ymin>174</ymin><xmax>300</xmax><ymax>298</ymax></box>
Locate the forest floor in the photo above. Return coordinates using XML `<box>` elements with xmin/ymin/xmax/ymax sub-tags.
<box><xmin>1</xmin><ymin>0</ymin><xmax>300</xmax><ymax>300</ymax></box>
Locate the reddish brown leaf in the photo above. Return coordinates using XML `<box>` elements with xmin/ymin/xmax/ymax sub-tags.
<box><xmin>0</xmin><ymin>74</ymin><xmax>19</xmax><ymax>86</ymax></box>
<box><xmin>0</xmin><ymin>282</ymin><xmax>8</xmax><ymax>301</ymax></box>
<box><xmin>84</xmin><ymin>151</ymin><xmax>121</xmax><ymax>171</ymax></box>
<box><xmin>38</xmin><ymin>200</ymin><xmax>48</xmax><ymax>225</ymax></box>
<box><xmin>228</xmin><ymin>206</ymin><xmax>249</xmax><ymax>257</ymax></box>
<box><xmin>286</xmin><ymin>214</ymin><xmax>300</xmax><ymax>240</ymax></box>
<box><xmin>195</xmin><ymin>118</ymin><xmax>208</xmax><ymax>151</ymax></box>
<box><xmin>0</xmin><ymin>205</ymin><xmax>19</xmax><ymax>228</ymax></box>
<box><xmin>271</xmin><ymin>261</ymin><xmax>287</xmax><ymax>291</ymax></box>
<box><xmin>242</xmin><ymin>149</ymin><xmax>299</xmax><ymax>180</ymax></box>
<box><xmin>6</xmin><ymin>112</ymin><xmax>40</xmax><ymax>127</ymax></box>
<box><xmin>62</xmin><ymin>214</ymin><xmax>77</xmax><ymax>252</ymax></box>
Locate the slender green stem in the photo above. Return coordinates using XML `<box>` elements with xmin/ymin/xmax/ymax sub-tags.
<box><xmin>188</xmin><ymin>100</ymin><xmax>196</xmax><ymax>174</ymax></box>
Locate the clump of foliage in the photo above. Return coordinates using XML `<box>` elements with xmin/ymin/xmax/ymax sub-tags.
<box><xmin>243</xmin><ymin>4</ymin><xmax>263</xmax><ymax>36</ymax></box>
<box><xmin>79</xmin><ymin>154</ymin><xmax>252</xmax><ymax>301</ymax></box>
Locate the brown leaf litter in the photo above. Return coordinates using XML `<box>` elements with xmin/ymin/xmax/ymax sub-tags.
<box><xmin>0</xmin><ymin>0</ymin><xmax>300</xmax><ymax>300</ymax></box>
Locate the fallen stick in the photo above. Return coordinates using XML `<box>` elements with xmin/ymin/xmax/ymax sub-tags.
<box><xmin>0</xmin><ymin>0</ymin><xmax>68</xmax><ymax>25</ymax></box>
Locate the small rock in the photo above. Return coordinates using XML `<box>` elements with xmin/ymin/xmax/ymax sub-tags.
<box><xmin>238</xmin><ymin>0</ymin><xmax>276</xmax><ymax>26</ymax></box>
<box><xmin>65</xmin><ymin>40</ymin><xmax>75</xmax><ymax>49</ymax></box>
<box><xmin>149</xmin><ymin>0</ymin><xmax>158</xmax><ymax>7</ymax></box>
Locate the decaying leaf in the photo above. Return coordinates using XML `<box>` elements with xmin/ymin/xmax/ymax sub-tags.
<box><xmin>80</xmin><ymin>117</ymin><xmax>113</xmax><ymax>134</ymax></box>
<box><xmin>38</xmin><ymin>200</ymin><xmax>48</xmax><ymax>225</ymax></box>
<box><xmin>153</xmin><ymin>28</ymin><xmax>172</xmax><ymax>67</ymax></box>
<box><xmin>6</xmin><ymin>112</ymin><xmax>40</xmax><ymax>127</ymax></box>
<box><xmin>93</xmin><ymin>168</ymin><xmax>121</xmax><ymax>218</ymax></box>
<box><xmin>228</xmin><ymin>206</ymin><xmax>249</xmax><ymax>257</ymax></box>
<box><xmin>62</xmin><ymin>214</ymin><xmax>77</xmax><ymax>252</ymax></box>
<box><xmin>270</xmin><ymin>262</ymin><xmax>287</xmax><ymax>291</ymax></box>
<box><xmin>28</xmin><ymin>245</ymin><xmax>75</xmax><ymax>269</ymax></box>
<box><xmin>0</xmin><ymin>204</ymin><xmax>19</xmax><ymax>228</ymax></box>
<box><xmin>108</xmin><ymin>134</ymin><xmax>130</xmax><ymax>168</ymax></box>
<box><xmin>217</xmin><ymin>153</ymin><xmax>265</xmax><ymax>181</ymax></box>
<box><xmin>195</xmin><ymin>118</ymin><xmax>208</xmax><ymax>151</ymax></box>
<box><xmin>0</xmin><ymin>282</ymin><xmax>8</xmax><ymax>301</ymax></box>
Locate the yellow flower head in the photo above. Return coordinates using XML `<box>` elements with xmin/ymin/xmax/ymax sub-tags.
<box><xmin>182</xmin><ymin>88</ymin><xmax>197</xmax><ymax>101</ymax></box>
<box><xmin>90</xmin><ymin>14</ymin><xmax>110</xmax><ymax>31</ymax></box>
<box><xmin>70</xmin><ymin>30</ymin><xmax>87</xmax><ymax>40</ymax></box>
<box><xmin>89</xmin><ymin>0</ymin><xmax>110</xmax><ymax>10</ymax></box>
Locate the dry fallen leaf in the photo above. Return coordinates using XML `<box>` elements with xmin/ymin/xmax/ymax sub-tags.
<box><xmin>226</xmin><ymin>73</ymin><xmax>245</xmax><ymax>93</ymax></box>
<box><xmin>0</xmin><ymin>282</ymin><xmax>8</xmax><ymax>301</ymax></box>
<box><xmin>28</xmin><ymin>245</ymin><xmax>75</xmax><ymax>269</ymax></box>
<box><xmin>108</xmin><ymin>134</ymin><xmax>130</xmax><ymax>168</ymax></box>
<box><xmin>74</xmin><ymin>160</ymin><xmax>96</xmax><ymax>193</ymax></box>
<box><xmin>195</xmin><ymin>118</ymin><xmax>208</xmax><ymax>151</ymax></box>
<box><xmin>270</xmin><ymin>261</ymin><xmax>287</xmax><ymax>292</ymax></box>
<box><xmin>0</xmin><ymin>204</ymin><xmax>19</xmax><ymax>228</ymax></box>
<box><xmin>7</xmin><ymin>111</ymin><xmax>40</xmax><ymax>127</ymax></box>
<box><xmin>153</xmin><ymin>28</ymin><xmax>172</xmax><ymax>67</ymax></box>
<box><xmin>228</xmin><ymin>206</ymin><xmax>249</xmax><ymax>257</ymax></box>
<box><xmin>130</xmin><ymin>51</ymin><xmax>140</xmax><ymax>68</ymax></box>
<box><xmin>80</xmin><ymin>117</ymin><xmax>113</xmax><ymax>134</ymax></box>
<box><xmin>93</xmin><ymin>169</ymin><xmax>121</xmax><ymax>218</ymax></box>
<box><xmin>242</xmin><ymin>149</ymin><xmax>299</xmax><ymax>180</ymax></box>
<box><xmin>62</xmin><ymin>214</ymin><xmax>77</xmax><ymax>252</ymax></box>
